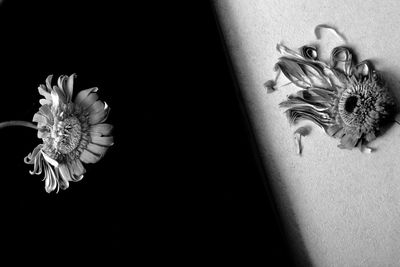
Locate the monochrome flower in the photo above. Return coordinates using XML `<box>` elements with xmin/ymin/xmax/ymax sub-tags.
<box><xmin>269</xmin><ymin>44</ymin><xmax>396</xmax><ymax>150</ymax></box>
<box><xmin>24</xmin><ymin>74</ymin><xmax>113</xmax><ymax>192</ymax></box>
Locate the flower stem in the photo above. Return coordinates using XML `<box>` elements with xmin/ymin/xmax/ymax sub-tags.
<box><xmin>0</xmin><ymin>121</ymin><xmax>37</xmax><ymax>130</ymax></box>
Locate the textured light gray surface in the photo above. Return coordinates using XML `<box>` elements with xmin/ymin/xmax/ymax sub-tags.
<box><xmin>214</xmin><ymin>0</ymin><xmax>400</xmax><ymax>266</ymax></box>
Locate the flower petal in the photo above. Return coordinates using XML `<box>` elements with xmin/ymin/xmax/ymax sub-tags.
<box><xmin>353</xmin><ymin>61</ymin><xmax>372</xmax><ymax>80</ymax></box>
<box><xmin>51</xmin><ymin>90</ymin><xmax>60</xmax><ymax>111</ymax></box>
<box><xmin>57</xmin><ymin>164</ymin><xmax>72</xmax><ymax>190</ymax></box>
<box><xmin>57</xmin><ymin>75</ymin><xmax>70</xmax><ymax>101</ymax></box>
<box><xmin>37</xmin><ymin>129</ymin><xmax>50</xmax><ymax>139</ymax></box>
<box><xmin>68</xmin><ymin>159</ymin><xmax>85</xmax><ymax>181</ymax></box>
<box><xmin>80</xmin><ymin>149</ymin><xmax>101</xmax><ymax>164</ymax></box>
<box><xmin>90</xmin><ymin>136</ymin><xmax>114</xmax><ymax>146</ymax></box>
<box><xmin>53</xmin><ymin>85</ymin><xmax>67</xmax><ymax>104</ymax></box>
<box><xmin>338</xmin><ymin>134</ymin><xmax>359</xmax><ymax>149</ymax></box>
<box><xmin>74</xmin><ymin>87</ymin><xmax>98</xmax><ymax>107</ymax></box>
<box><xmin>38</xmin><ymin>105</ymin><xmax>54</xmax><ymax>125</ymax></box>
<box><xmin>59</xmin><ymin>164</ymin><xmax>72</xmax><ymax>184</ymax></box>
<box><xmin>90</xmin><ymin>123</ymin><xmax>113</xmax><ymax>136</ymax></box>
<box><xmin>44</xmin><ymin>163</ymin><xmax>58</xmax><ymax>193</ymax></box>
<box><xmin>80</xmin><ymin>92</ymin><xmax>99</xmax><ymax>110</ymax></box>
<box><xmin>32</xmin><ymin>113</ymin><xmax>49</xmax><ymax>126</ymax></box>
<box><xmin>45</xmin><ymin>75</ymin><xmax>53</xmax><ymax>90</ymax></box>
<box><xmin>24</xmin><ymin>144</ymin><xmax>43</xmax><ymax>164</ymax></box>
<box><xmin>264</xmin><ymin>80</ymin><xmax>277</xmax><ymax>93</ymax></box>
<box><xmin>38</xmin><ymin>84</ymin><xmax>52</xmax><ymax>101</ymax></box>
<box><xmin>66</xmin><ymin>73</ymin><xmax>76</xmax><ymax>102</ymax></box>
<box><xmin>41</xmin><ymin>151</ymin><xmax>59</xmax><ymax>167</ymax></box>
<box><xmin>32</xmin><ymin>151</ymin><xmax>43</xmax><ymax>175</ymax></box>
<box><xmin>39</xmin><ymin>99</ymin><xmax>52</xmax><ymax>106</ymax></box>
<box><xmin>86</xmin><ymin>143</ymin><xmax>109</xmax><ymax>157</ymax></box>
<box><xmin>89</xmin><ymin>105</ymin><xmax>110</xmax><ymax>125</ymax></box>
<box><xmin>57</xmin><ymin>75</ymin><xmax>67</xmax><ymax>91</ymax></box>
<box><xmin>87</xmin><ymin>100</ymin><xmax>105</xmax><ymax>114</ymax></box>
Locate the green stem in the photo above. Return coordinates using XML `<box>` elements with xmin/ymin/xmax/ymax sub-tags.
<box><xmin>0</xmin><ymin>121</ymin><xmax>37</xmax><ymax>130</ymax></box>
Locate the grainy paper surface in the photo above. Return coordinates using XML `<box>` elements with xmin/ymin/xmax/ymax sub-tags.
<box><xmin>214</xmin><ymin>0</ymin><xmax>400</xmax><ymax>265</ymax></box>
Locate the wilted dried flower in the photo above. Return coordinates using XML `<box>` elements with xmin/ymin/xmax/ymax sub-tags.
<box><xmin>269</xmin><ymin>44</ymin><xmax>396</xmax><ymax>150</ymax></box>
<box><xmin>24</xmin><ymin>74</ymin><xmax>113</xmax><ymax>192</ymax></box>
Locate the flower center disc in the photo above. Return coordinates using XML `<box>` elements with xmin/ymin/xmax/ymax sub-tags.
<box><xmin>53</xmin><ymin>116</ymin><xmax>82</xmax><ymax>154</ymax></box>
<box><xmin>344</xmin><ymin>96</ymin><xmax>358</xmax><ymax>113</ymax></box>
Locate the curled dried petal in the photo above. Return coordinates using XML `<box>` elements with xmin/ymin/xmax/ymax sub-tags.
<box><xmin>314</xmin><ymin>24</ymin><xmax>347</xmax><ymax>43</ymax></box>
<box><xmin>294</xmin><ymin>126</ymin><xmax>311</xmax><ymax>155</ymax></box>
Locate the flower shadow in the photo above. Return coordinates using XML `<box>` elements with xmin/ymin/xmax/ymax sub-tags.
<box><xmin>365</xmin><ymin>68</ymin><xmax>400</xmax><ymax>145</ymax></box>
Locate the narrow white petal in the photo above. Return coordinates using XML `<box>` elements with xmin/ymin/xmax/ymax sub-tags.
<box><xmin>66</xmin><ymin>73</ymin><xmax>76</xmax><ymax>101</ymax></box>
<box><xmin>41</xmin><ymin>151</ymin><xmax>59</xmax><ymax>167</ymax></box>
<box><xmin>51</xmin><ymin>90</ymin><xmax>59</xmax><ymax>111</ymax></box>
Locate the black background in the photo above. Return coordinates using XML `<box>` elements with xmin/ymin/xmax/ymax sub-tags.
<box><xmin>0</xmin><ymin>0</ymin><xmax>297</xmax><ymax>265</ymax></box>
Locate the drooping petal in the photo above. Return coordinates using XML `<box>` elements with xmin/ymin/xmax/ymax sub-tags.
<box><xmin>31</xmin><ymin>151</ymin><xmax>43</xmax><ymax>175</ymax></box>
<box><xmin>90</xmin><ymin>123</ymin><xmax>113</xmax><ymax>136</ymax></box>
<box><xmin>26</xmin><ymin>147</ymin><xmax>45</xmax><ymax>176</ymax></box>
<box><xmin>44</xmin><ymin>162</ymin><xmax>58</xmax><ymax>193</ymax></box>
<box><xmin>24</xmin><ymin>144</ymin><xmax>43</xmax><ymax>164</ymax></box>
<box><xmin>41</xmin><ymin>151</ymin><xmax>59</xmax><ymax>167</ymax></box>
<box><xmin>68</xmin><ymin>159</ymin><xmax>86</xmax><ymax>181</ymax></box>
<box><xmin>90</xmin><ymin>136</ymin><xmax>114</xmax><ymax>146</ymax></box>
<box><xmin>74</xmin><ymin>87</ymin><xmax>98</xmax><ymax>106</ymax></box>
<box><xmin>58</xmin><ymin>164</ymin><xmax>72</xmax><ymax>186</ymax></box>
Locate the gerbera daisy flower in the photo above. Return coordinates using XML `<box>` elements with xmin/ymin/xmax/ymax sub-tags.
<box><xmin>23</xmin><ymin>74</ymin><xmax>113</xmax><ymax>192</ymax></box>
<box><xmin>267</xmin><ymin>44</ymin><xmax>396</xmax><ymax>150</ymax></box>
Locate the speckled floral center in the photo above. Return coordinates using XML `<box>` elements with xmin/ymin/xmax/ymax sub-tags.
<box><xmin>44</xmin><ymin>116</ymin><xmax>82</xmax><ymax>159</ymax></box>
<box><xmin>50</xmin><ymin>116</ymin><xmax>82</xmax><ymax>154</ymax></box>
<box><xmin>338</xmin><ymin>79</ymin><xmax>390</xmax><ymax>132</ymax></box>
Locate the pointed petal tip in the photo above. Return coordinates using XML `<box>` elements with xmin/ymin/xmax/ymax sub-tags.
<box><xmin>45</xmin><ymin>74</ymin><xmax>54</xmax><ymax>90</ymax></box>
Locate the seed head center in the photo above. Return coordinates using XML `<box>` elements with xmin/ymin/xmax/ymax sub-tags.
<box><xmin>51</xmin><ymin>116</ymin><xmax>82</xmax><ymax>154</ymax></box>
